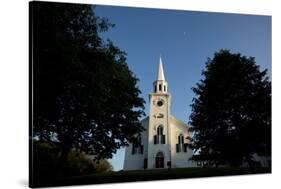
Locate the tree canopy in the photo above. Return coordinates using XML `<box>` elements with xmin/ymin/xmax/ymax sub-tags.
<box><xmin>31</xmin><ymin>1</ymin><xmax>145</xmax><ymax>164</ymax></box>
<box><xmin>188</xmin><ymin>50</ymin><xmax>271</xmax><ymax>166</ymax></box>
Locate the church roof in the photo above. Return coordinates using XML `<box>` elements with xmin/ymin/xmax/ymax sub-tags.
<box><xmin>157</xmin><ymin>56</ymin><xmax>165</xmax><ymax>81</ymax></box>
<box><xmin>170</xmin><ymin>115</ymin><xmax>191</xmax><ymax>130</ymax></box>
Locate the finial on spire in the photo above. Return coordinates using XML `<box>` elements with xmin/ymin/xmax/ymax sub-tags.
<box><xmin>157</xmin><ymin>55</ymin><xmax>165</xmax><ymax>81</ymax></box>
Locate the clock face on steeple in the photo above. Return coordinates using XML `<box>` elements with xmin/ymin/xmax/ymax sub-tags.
<box><xmin>155</xmin><ymin>99</ymin><xmax>164</xmax><ymax>107</ymax></box>
<box><xmin>157</xmin><ymin>100</ymin><xmax>163</xmax><ymax>107</ymax></box>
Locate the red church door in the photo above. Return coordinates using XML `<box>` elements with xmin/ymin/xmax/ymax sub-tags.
<box><xmin>155</xmin><ymin>152</ymin><xmax>164</xmax><ymax>168</ymax></box>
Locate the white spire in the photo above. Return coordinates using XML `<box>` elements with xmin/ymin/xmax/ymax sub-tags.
<box><xmin>157</xmin><ymin>56</ymin><xmax>165</xmax><ymax>81</ymax></box>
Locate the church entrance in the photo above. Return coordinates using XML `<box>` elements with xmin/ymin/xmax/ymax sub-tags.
<box><xmin>155</xmin><ymin>152</ymin><xmax>164</xmax><ymax>168</ymax></box>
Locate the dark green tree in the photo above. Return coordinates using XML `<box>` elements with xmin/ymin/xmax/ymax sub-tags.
<box><xmin>31</xmin><ymin>1</ymin><xmax>145</xmax><ymax>174</ymax></box>
<box><xmin>188</xmin><ymin>50</ymin><xmax>271</xmax><ymax>167</ymax></box>
<box><xmin>33</xmin><ymin>141</ymin><xmax>112</xmax><ymax>182</ymax></box>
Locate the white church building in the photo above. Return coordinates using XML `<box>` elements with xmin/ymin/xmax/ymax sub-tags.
<box><xmin>123</xmin><ymin>57</ymin><xmax>196</xmax><ymax>170</ymax></box>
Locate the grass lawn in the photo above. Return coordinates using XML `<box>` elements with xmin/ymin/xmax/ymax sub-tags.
<box><xmin>33</xmin><ymin>167</ymin><xmax>271</xmax><ymax>188</ymax></box>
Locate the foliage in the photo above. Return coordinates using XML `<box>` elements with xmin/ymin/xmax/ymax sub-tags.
<box><xmin>33</xmin><ymin>141</ymin><xmax>112</xmax><ymax>179</ymax></box>
<box><xmin>31</xmin><ymin>1</ymin><xmax>145</xmax><ymax>172</ymax></box>
<box><xmin>188</xmin><ymin>50</ymin><xmax>271</xmax><ymax>166</ymax></box>
<box><xmin>66</xmin><ymin>150</ymin><xmax>95</xmax><ymax>176</ymax></box>
<box><xmin>94</xmin><ymin>159</ymin><xmax>113</xmax><ymax>173</ymax></box>
<box><xmin>66</xmin><ymin>151</ymin><xmax>113</xmax><ymax>175</ymax></box>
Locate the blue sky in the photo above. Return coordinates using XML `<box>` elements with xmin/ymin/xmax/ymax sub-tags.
<box><xmin>94</xmin><ymin>5</ymin><xmax>271</xmax><ymax>171</ymax></box>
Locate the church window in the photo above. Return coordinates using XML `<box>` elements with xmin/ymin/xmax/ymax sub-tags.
<box><xmin>132</xmin><ymin>135</ymin><xmax>144</xmax><ymax>155</ymax></box>
<box><xmin>176</xmin><ymin>134</ymin><xmax>187</xmax><ymax>153</ymax></box>
<box><xmin>159</xmin><ymin>84</ymin><xmax>162</xmax><ymax>91</ymax></box>
<box><xmin>178</xmin><ymin>135</ymin><xmax>184</xmax><ymax>144</ymax></box>
<box><xmin>132</xmin><ymin>145</ymin><xmax>136</xmax><ymax>154</ymax></box>
<box><xmin>154</xmin><ymin>85</ymin><xmax>157</xmax><ymax>92</ymax></box>
<box><xmin>144</xmin><ymin>158</ymin><xmax>148</xmax><ymax>169</ymax></box>
<box><xmin>154</xmin><ymin>125</ymin><xmax>165</xmax><ymax>144</ymax></box>
<box><xmin>154</xmin><ymin>135</ymin><xmax>158</xmax><ymax>144</ymax></box>
<box><xmin>164</xmin><ymin>85</ymin><xmax>166</xmax><ymax>92</ymax></box>
<box><xmin>157</xmin><ymin>125</ymin><xmax>163</xmax><ymax>135</ymax></box>
<box><xmin>161</xmin><ymin>135</ymin><xmax>166</xmax><ymax>144</ymax></box>
<box><xmin>183</xmin><ymin>143</ymin><xmax>188</xmax><ymax>152</ymax></box>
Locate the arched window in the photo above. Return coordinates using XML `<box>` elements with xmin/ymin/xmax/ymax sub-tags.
<box><xmin>164</xmin><ymin>85</ymin><xmax>166</xmax><ymax>92</ymax></box>
<box><xmin>154</xmin><ymin>125</ymin><xmax>165</xmax><ymax>144</ymax></box>
<box><xmin>132</xmin><ymin>135</ymin><xmax>144</xmax><ymax>155</ymax></box>
<box><xmin>178</xmin><ymin>134</ymin><xmax>184</xmax><ymax>144</ymax></box>
<box><xmin>159</xmin><ymin>84</ymin><xmax>162</xmax><ymax>91</ymax></box>
<box><xmin>176</xmin><ymin>134</ymin><xmax>187</xmax><ymax>153</ymax></box>
<box><xmin>157</xmin><ymin>125</ymin><xmax>163</xmax><ymax>135</ymax></box>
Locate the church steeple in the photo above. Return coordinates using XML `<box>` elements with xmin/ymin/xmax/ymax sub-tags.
<box><xmin>157</xmin><ymin>56</ymin><xmax>165</xmax><ymax>81</ymax></box>
<box><xmin>153</xmin><ymin>56</ymin><xmax>168</xmax><ymax>93</ymax></box>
